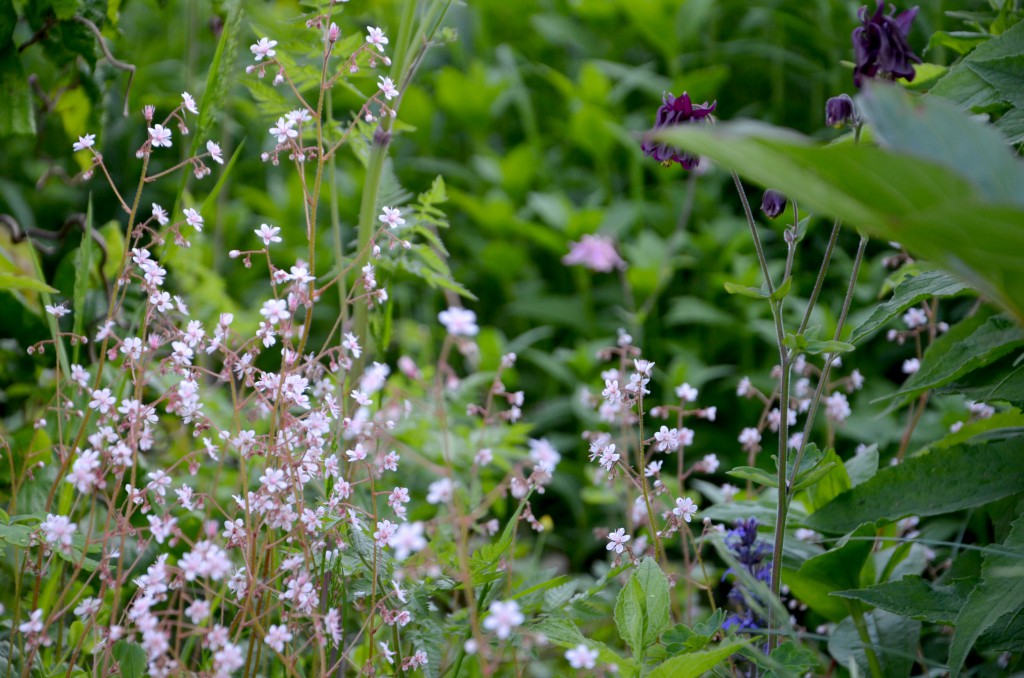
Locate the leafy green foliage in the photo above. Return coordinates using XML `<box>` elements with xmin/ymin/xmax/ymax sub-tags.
<box><xmin>614</xmin><ymin>557</ymin><xmax>670</xmax><ymax>656</ymax></box>
<box><xmin>832</xmin><ymin>574</ymin><xmax>975</xmax><ymax>625</ymax></box>
<box><xmin>804</xmin><ymin>437</ymin><xmax>1024</xmax><ymax>533</ymax></box>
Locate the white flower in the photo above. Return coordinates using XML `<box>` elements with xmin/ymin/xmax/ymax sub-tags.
<box><xmin>264</xmin><ymin>624</ymin><xmax>293</xmax><ymax>653</ymax></box>
<box><xmin>378</xmin><ymin>206</ymin><xmax>405</xmax><ymax>228</ymax></box>
<box><xmin>255</xmin><ymin>223</ymin><xmax>281</xmax><ymax>246</ymax></box>
<box><xmin>250</xmin><ymin>37</ymin><xmax>278</xmax><ymax>61</ymax></box>
<box><xmin>565</xmin><ymin>644</ymin><xmax>599</xmax><ymax>670</ymax></box>
<box><xmin>149</xmin><ymin>124</ymin><xmax>172</xmax><ymax>148</ymax></box>
<box><xmin>182</xmin><ymin>91</ymin><xmax>199</xmax><ymax>114</ymax></box>
<box><xmin>673</xmin><ymin>496</ymin><xmax>698</xmax><ymax>523</ymax></box>
<box><xmin>72</xmin><ymin>134</ymin><xmax>96</xmax><ymax>152</ymax></box>
<box><xmin>45</xmin><ymin>303</ymin><xmax>69</xmax><ymax>318</ymax></box>
<box><xmin>675</xmin><ymin>382</ymin><xmax>698</xmax><ymax>402</ymax></box>
<box><xmin>902</xmin><ymin>358</ymin><xmax>920</xmax><ymax>375</ymax></box>
<box><xmin>824</xmin><ymin>391</ymin><xmax>851</xmax><ymax>423</ymax></box>
<box><xmin>152</xmin><ymin>203</ymin><xmax>169</xmax><ymax>225</ymax></box>
<box><xmin>207</xmin><ymin>140</ymin><xmax>224</xmax><ymax>164</ymax></box>
<box><xmin>606</xmin><ymin>527</ymin><xmax>631</xmax><ymax>554</ymax></box>
<box><xmin>438</xmin><ymin>307</ymin><xmax>478</xmax><ymax>337</ymax></box>
<box><xmin>269</xmin><ymin>117</ymin><xmax>297</xmax><ymax>144</ymax></box>
<box><xmin>482</xmin><ymin>600</ymin><xmax>524</xmax><ymax>639</ymax></box>
<box><xmin>183</xmin><ymin>208</ymin><xmax>204</xmax><ymax>232</ymax></box>
<box><xmin>426</xmin><ymin>478</ymin><xmax>454</xmax><ymax>504</ymax></box>
<box><xmin>40</xmin><ymin>514</ymin><xmax>76</xmax><ymax>551</ymax></box>
<box><xmin>366</xmin><ymin>26</ymin><xmax>389</xmax><ymax>52</ymax></box>
<box><xmin>378</xmin><ymin>76</ymin><xmax>399</xmax><ymax>100</ymax></box>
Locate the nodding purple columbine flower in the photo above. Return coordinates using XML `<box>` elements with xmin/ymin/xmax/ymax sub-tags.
<box><xmin>641</xmin><ymin>92</ymin><xmax>716</xmax><ymax>169</ymax></box>
<box><xmin>825</xmin><ymin>93</ymin><xmax>858</xmax><ymax>128</ymax></box>
<box><xmin>760</xmin><ymin>190</ymin><xmax>787</xmax><ymax>219</ymax></box>
<box><xmin>852</xmin><ymin>1</ymin><xmax>921</xmax><ymax>88</ymax></box>
<box><xmin>723</xmin><ymin>518</ymin><xmax>772</xmax><ymax>632</ymax></box>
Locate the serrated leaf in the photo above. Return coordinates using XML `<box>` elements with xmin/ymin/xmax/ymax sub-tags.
<box><xmin>786</xmin><ymin>524</ymin><xmax>875</xmax><ymax>621</ymax></box>
<box><xmin>948</xmin><ymin>515</ymin><xmax>1024</xmax><ymax>677</ymax></box>
<box><xmin>803</xmin><ymin>437</ymin><xmax>1024</xmax><ymax>534</ymax></box>
<box><xmin>848</xmin><ymin>270</ymin><xmax>967</xmax><ymax>345</ymax></box>
<box><xmin>832</xmin><ymin>575</ymin><xmax>975</xmax><ymax>625</ymax></box>
<box><xmin>614</xmin><ymin>558</ymin><xmax>670</xmax><ymax>653</ymax></box>
<box><xmin>884</xmin><ymin>312</ymin><xmax>1024</xmax><ymax>405</ymax></box>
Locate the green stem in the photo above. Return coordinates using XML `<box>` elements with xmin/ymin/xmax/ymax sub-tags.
<box><xmin>849</xmin><ymin>601</ymin><xmax>885</xmax><ymax>678</ymax></box>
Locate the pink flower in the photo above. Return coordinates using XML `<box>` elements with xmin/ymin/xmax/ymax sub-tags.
<box><xmin>562</xmin><ymin>234</ymin><xmax>626</xmax><ymax>272</ymax></box>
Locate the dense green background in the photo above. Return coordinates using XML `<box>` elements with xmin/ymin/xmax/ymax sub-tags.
<box><xmin>0</xmin><ymin>0</ymin><xmax>996</xmax><ymax>568</ymax></box>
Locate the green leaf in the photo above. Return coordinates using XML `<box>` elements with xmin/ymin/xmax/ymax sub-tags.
<box><xmin>934</xmin><ymin>353</ymin><xmax>1024</xmax><ymax>408</ymax></box>
<box><xmin>785</xmin><ymin>524</ymin><xmax>875</xmax><ymax>621</ymax></box>
<box><xmin>112</xmin><ymin>641</ymin><xmax>146</xmax><ymax>678</ymax></box>
<box><xmin>806</xmin><ymin>448</ymin><xmax>850</xmax><ymax>510</ymax></box>
<box><xmin>844</xmin><ymin>445</ymin><xmax>879</xmax><ymax>487</ymax></box>
<box><xmin>614</xmin><ymin>557</ymin><xmax>670</xmax><ymax>654</ymax></box>
<box><xmin>727</xmin><ymin>466</ymin><xmax>778</xmax><ymax>488</ymax></box>
<box><xmin>848</xmin><ymin>269</ymin><xmax>968</xmax><ymax>345</ymax></box>
<box><xmin>948</xmin><ymin>514</ymin><xmax>1024</xmax><ymax>677</ymax></box>
<box><xmin>766</xmin><ymin>641</ymin><xmax>819</xmax><ymax>678</ymax></box>
<box><xmin>858</xmin><ymin>82</ymin><xmax>1024</xmax><ymax>206</ymax></box>
<box><xmin>0</xmin><ymin>273</ymin><xmax>59</xmax><ymax>294</ymax></box>
<box><xmin>828</xmin><ymin>610</ymin><xmax>920</xmax><ymax>678</ymax></box>
<box><xmin>648</xmin><ymin>641</ymin><xmax>748</xmax><ymax>678</ymax></box>
<box><xmin>0</xmin><ymin>47</ymin><xmax>34</xmax><ymax>136</ymax></box>
<box><xmin>770</xmin><ymin>275</ymin><xmax>792</xmax><ymax>301</ymax></box>
<box><xmin>885</xmin><ymin>312</ymin><xmax>1024</xmax><ymax>405</ymax></box>
<box><xmin>832</xmin><ymin>575</ymin><xmax>975</xmax><ymax>625</ymax></box>
<box><xmin>724</xmin><ymin>281</ymin><xmax>769</xmax><ymax>299</ymax></box>
<box><xmin>803</xmin><ymin>437</ymin><xmax>1024</xmax><ymax>534</ymax></box>
<box><xmin>535</xmin><ymin>616</ymin><xmax>633</xmax><ymax>673</ymax></box>
<box><xmin>72</xmin><ymin>197</ymin><xmax>93</xmax><ymax>362</ymax></box>
<box><xmin>654</xmin><ymin>107</ymin><xmax>1024</xmax><ymax>324</ymax></box>
<box><xmin>791</xmin><ymin>461</ymin><xmax>839</xmax><ymax>494</ymax></box>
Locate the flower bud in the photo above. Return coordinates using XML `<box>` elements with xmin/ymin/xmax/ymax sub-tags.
<box><xmin>825</xmin><ymin>94</ymin><xmax>857</xmax><ymax>128</ymax></box>
<box><xmin>760</xmin><ymin>189</ymin><xmax>787</xmax><ymax>219</ymax></box>
<box><xmin>328</xmin><ymin>22</ymin><xmax>340</xmax><ymax>43</ymax></box>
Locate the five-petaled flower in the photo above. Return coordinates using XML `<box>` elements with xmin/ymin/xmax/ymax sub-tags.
<box><xmin>378</xmin><ymin>76</ymin><xmax>399</xmax><ymax>101</ymax></box>
<box><xmin>852</xmin><ymin>1</ymin><xmax>921</xmax><ymax>87</ymax></box>
<box><xmin>250</xmin><ymin>37</ymin><xmax>278</xmax><ymax>62</ymax></box>
<box><xmin>438</xmin><ymin>307</ymin><xmax>478</xmax><ymax>337</ymax></box>
<box><xmin>482</xmin><ymin>600</ymin><xmax>524</xmax><ymax>639</ymax></box>
<box><xmin>73</xmin><ymin>134</ymin><xmax>96</xmax><ymax>152</ymax></box>
<box><xmin>379</xmin><ymin>206</ymin><xmax>405</xmax><ymax>228</ymax></box>
<box><xmin>606</xmin><ymin>527</ymin><xmax>631</xmax><ymax>553</ymax></box>
<box><xmin>673</xmin><ymin>496</ymin><xmax>699</xmax><ymax>523</ymax></box>
<box><xmin>207</xmin><ymin>141</ymin><xmax>224</xmax><ymax>164</ymax></box>
<box><xmin>566</xmin><ymin>644</ymin><xmax>600</xmax><ymax>670</ymax></box>
<box><xmin>641</xmin><ymin>92</ymin><xmax>716</xmax><ymax>169</ymax></box>
<box><xmin>366</xmin><ymin>26</ymin><xmax>388</xmax><ymax>52</ymax></box>
<box><xmin>562</xmin><ymin>234</ymin><xmax>626</xmax><ymax>272</ymax></box>
<box><xmin>149</xmin><ymin>124</ymin><xmax>173</xmax><ymax>148</ymax></box>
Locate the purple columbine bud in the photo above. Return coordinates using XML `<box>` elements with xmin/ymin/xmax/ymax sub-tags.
<box><xmin>640</xmin><ymin>92</ymin><xmax>716</xmax><ymax>170</ymax></box>
<box><xmin>760</xmin><ymin>189</ymin><xmax>787</xmax><ymax>219</ymax></box>
<box><xmin>825</xmin><ymin>94</ymin><xmax>857</xmax><ymax>128</ymax></box>
<box><xmin>852</xmin><ymin>1</ymin><xmax>921</xmax><ymax>88</ymax></box>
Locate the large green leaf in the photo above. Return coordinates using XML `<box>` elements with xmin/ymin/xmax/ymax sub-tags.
<box><xmin>614</xmin><ymin>557</ymin><xmax>670</xmax><ymax>654</ymax></box>
<box><xmin>828</xmin><ymin>610</ymin><xmax>921</xmax><ymax>678</ymax></box>
<box><xmin>654</xmin><ymin>92</ymin><xmax>1024</xmax><ymax>324</ymax></box>
<box><xmin>931</xmin><ymin>20</ymin><xmax>1024</xmax><ymax>110</ymax></box>
<box><xmin>884</xmin><ymin>311</ymin><xmax>1024</xmax><ymax>405</ymax></box>
<box><xmin>832</xmin><ymin>575</ymin><xmax>976</xmax><ymax>625</ymax></box>
<box><xmin>934</xmin><ymin>353</ymin><xmax>1024</xmax><ymax>408</ymax></box>
<box><xmin>784</xmin><ymin>524</ymin><xmax>875</xmax><ymax>621</ymax></box>
<box><xmin>858</xmin><ymin>83</ymin><xmax>1024</xmax><ymax>206</ymax></box>
<box><xmin>948</xmin><ymin>515</ymin><xmax>1024</xmax><ymax>677</ymax></box>
<box><xmin>535</xmin><ymin>616</ymin><xmax>633</xmax><ymax>673</ymax></box>
<box><xmin>0</xmin><ymin>47</ymin><xmax>34</xmax><ymax>137</ymax></box>
<box><xmin>803</xmin><ymin>437</ymin><xmax>1024</xmax><ymax>534</ymax></box>
<box><xmin>847</xmin><ymin>269</ymin><xmax>967</xmax><ymax>345</ymax></box>
<box><xmin>647</xmin><ymin>640</ymin><xmax>748</xmax><ymax>678</ymax></box>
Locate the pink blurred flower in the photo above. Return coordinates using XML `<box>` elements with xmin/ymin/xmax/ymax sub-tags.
<box><xmin>562</xmin><ymin>234</ymin><xmax>626</xmax><ymax>272</ymax></box>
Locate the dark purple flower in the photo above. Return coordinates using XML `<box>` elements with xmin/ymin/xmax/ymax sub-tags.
<box><xmin>825</xmin><ymin>93</ymin><xmax>858</xmax><ymax>128</ymax></box>
<box><xmin>641</xmin><ymin>92</ymin><xmax>716</xmax><ymax>169</ymax></box>
<box><xmin>760</xmin><ymin>190</ymin><xmax>787</xmax><ymax>219</ymax></box>
<box><xmin>852</xmin><ymin>2</ymin><xmax>922</xmax><ymax>88</ymax></box>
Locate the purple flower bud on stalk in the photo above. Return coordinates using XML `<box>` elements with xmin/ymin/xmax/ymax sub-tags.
<box><xmin>641</xmin><ymin>92</ymin><xmax>717</xmax><ymax>170</ymax></box>
<box><xmin>825</xmin><ymin>94</ymin><xmax>858</xmax><ymax>128</ymax></box>
<box><xmin>852</xmin><ymin>1</ymin><xmax>922</xmax><ymax>88</ymax></box>
<box><xmin>760</xmin><ymin>190</ymin><xmax>787</xmax><ymax>219</ymax></box>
